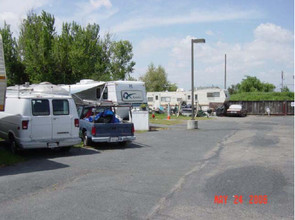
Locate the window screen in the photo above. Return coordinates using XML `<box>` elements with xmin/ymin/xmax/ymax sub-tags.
<box><xmin>53</xmin><ymin>100</ymin><xmax>69</xmax><ymax>115</ymax></box>
<box><xmin>32</xmin><ymin>99</ymin><xmax>50</xmax><ymax>116</ymax></box>
<box><xmin>207</xmin><ymin>92</ymin><xmax>220</xmax><ymax>97</ymax></box>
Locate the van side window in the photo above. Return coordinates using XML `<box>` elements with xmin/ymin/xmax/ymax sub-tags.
<box><xmin>52</xmin><ymin>100</ymin><xmax>69</xmax><ymax>115</ymax></box>
<box><xmin>32</xmin><ymin>99</ymin><xmax>50</xmax><ymax>116</ymax></box>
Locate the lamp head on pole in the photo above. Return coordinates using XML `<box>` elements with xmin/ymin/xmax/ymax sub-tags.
<box><xmin>192</xmin><ymin>38</ymin><xmax>206</xmax><ymax>44</ymax></box>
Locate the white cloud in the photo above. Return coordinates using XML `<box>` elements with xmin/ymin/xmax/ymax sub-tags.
<box><xmin>135</xmin><ymin>37</ymin><xmax>178</xmax><ymax>55</ymax></box>
<box><xmin>206</xmin><ymin>30</ymin><xmax>214</xmax><ymax>36</ymax></box>
<box><xmin>135</xmin><ymin>23</ymin><xmax>294</xmax><ymax>90</ymax></box>
<box><xmin>90</xmin><ymin>0</ymin><xmax>112</xmax><ymax>9</ymax></box>
<box><xmin>112</xmin><ymin>9</ymin><xmax>260</xmax><ymax>33</ymax></box>
<box><xmin>0</xmin><ymin>0</ymin><xmax>117</xmax><ymax>36</ymax></box>
<box><xmin>76</xmin><ymin>0</ymin><xmax>112</xmax><ymax>15</ymax></box>
<box><xmin>0</xmin><ymin>0</ymin><xmax>50</xmax><ymax>34</ymax></box>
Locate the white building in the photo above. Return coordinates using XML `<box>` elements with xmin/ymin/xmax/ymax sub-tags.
<box><xmin>147</xmin><ymin>87</ymin><xmax>229</xmax><ymax>111</ymax></box>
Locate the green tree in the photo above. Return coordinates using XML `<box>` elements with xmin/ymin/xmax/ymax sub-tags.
<box><xmin>109</xmin><ymin>40</ymin><xmax>135</xmax><ymax>80</ymax></box>
<box><xmin>0</xmin><ymin>22</ymin><xmax>26</xmax><ymax>85</ymax></box>
<box><xmin>3</xmin><ymin>10</ymin><xmax>136</xmax><ymax>85</ymax></box>
<box><xmin>18</xmin><ymin>10</ymin><xmax>57</xmax><ymax>83</ymax></box>
<box><xmin>167</xmin><ymin>83</ymin><xmax>178</xmax><ymax>91</ymax></box>
<box><xmin>139</xmin><ymin>63</ymin><xmax>177</xmax><ymax>92</ymax></box>
<box><xmin>227</xmin><ymin>84</ymin><xmax>240</xmax><ymax>95</ymax></box>
<box><xmin>281</xmin><ymin>86</ymin><xmax>290</xmax><ymax>92</ymax></box>
<box><xmin>235</xmin><ymin>76</ymin><xmax>275</xmax><ymax>93</ymax></box>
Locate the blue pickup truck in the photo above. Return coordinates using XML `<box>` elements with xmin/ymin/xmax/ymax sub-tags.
<box><xmin>77</xmin><ymin>105</ymin><xmax>135</xmax><ymax>146</ymax></box>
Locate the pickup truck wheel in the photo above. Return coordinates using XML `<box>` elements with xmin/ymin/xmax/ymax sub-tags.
<box><xmin>83</xmin><ymin>132</ymin><xmax>92</xmax><ymax>146</ymax></box>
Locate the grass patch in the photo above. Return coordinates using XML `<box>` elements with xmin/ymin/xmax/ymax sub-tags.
<box><xmin>135</xmin><ymin>130</ymin><xmax>149</xmax><ymax>133</ymax></box>
<box><xmin>0</xmin><ymin>149</ymin><xmax>26</xmax><ymax>167</ymax></box>
<box><xmin>149</xmin><ymin>113</ymin><xmax>211</xmax><ymax>125</ymax></box>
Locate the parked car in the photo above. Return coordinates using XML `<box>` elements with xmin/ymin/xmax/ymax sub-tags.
<box><xmin>77</xmin><ymin>104</ymin><xmax>135</xmax><ymax>146</ymax></box>
<box><xmin>226</xmin><ymin>104</ymin><xmax>247</xmax><ymax>117</ymax></box>
<box><xmin>0</xmin><ymin>83</ymin><xmax>81</xmax><ymax>153</ymax></box>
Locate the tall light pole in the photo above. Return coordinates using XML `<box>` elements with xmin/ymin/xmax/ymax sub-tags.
<box><xmin>224</xmin><ymin>54</ymin><xmax>227</xmax><ymax>90</ymax></box>
<box><xmin>188</xmin><ymin>38</ymin><xmax>205</xmax><ymax>129</ymax></box>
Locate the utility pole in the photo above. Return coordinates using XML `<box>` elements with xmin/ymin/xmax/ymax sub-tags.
<box><xmin>224</xmin><ymin>54</ymin><xmax>227</xmax><ymax>90</ymax></box>
<box><xmin>281</xmin><ymin>71</ymin><xmax>284</xmax><ymax>90</ymax></box>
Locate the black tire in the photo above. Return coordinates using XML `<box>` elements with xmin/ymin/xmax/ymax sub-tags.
<box><xmin>60</xmin><ymin>146</ymin><xmax>72</xmax><ymax>152</ymax></box>
<box><xmin>119</xmin><ymin>141</ymin><xmax>128</xmax><ymax>147</ymax></box>
<box><xmin>83</xmin><ymin>131</ymin><xmax>92</xmax><ymax>146</ymax></box>
<box><xmin>9</xmin><ymin>136</ymin><xmax>18</xmax><ymax>154</ymax></box>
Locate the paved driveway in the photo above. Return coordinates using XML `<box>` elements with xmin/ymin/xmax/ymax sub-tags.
<box><xmin>0</xmin><ymin>116</ymin><xmax>293</xmax><ymax>220</ymax></box>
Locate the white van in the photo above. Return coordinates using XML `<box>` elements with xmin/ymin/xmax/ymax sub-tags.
<box><xmin>0</xmin><ymin>83</ymin><xmax>81</xmax><ymax>153</ymax></box>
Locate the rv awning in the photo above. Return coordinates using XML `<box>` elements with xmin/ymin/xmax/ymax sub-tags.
<box><xmin>61</xmin><ymin>82</ymin><xmax>105</xmax><ymax>94</ymax></box>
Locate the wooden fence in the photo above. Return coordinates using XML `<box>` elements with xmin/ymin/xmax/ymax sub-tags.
<box><xmin>228</xmin><ymin>101</ymin><xmax>294</xmax><ymax>115</ymax></box>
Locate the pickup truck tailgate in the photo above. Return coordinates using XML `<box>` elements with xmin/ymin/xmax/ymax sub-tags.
<box><xmin>93</xmin><ymin>123</ymin><xmax>133</xmax><ymax>137</ymax></box>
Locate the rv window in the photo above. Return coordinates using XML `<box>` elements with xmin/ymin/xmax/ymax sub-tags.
<box><xmin>187</xmin><ymin>95</ymin><xmax>191</xmax><ymax>100</ymax></box>
<box><xmin>177</xmin><ymin>98</ymin><xmax>182</xmax><ymax>102</ymax></box>
<box><xmin>53</xmin><ymin>100</ymin><xmax>69</xmax><ymax>115</ymax></box>
<box><xmin>195</xmin><ymin>94</ymin><xmax>198</xmax><ymax>100</ymax></box>
<box><xmin>161</xmin><ymin>97</ymin><xmax>171</xmax><ymax>102</ymax></box>
<box><xmin>155</xmin><ymin>96</ymin><xmax>158</xmax><ymax>100</ymax></box>
<box><xmin>148</xmin><ymin>97</ymin><xmax>153</xmax><ymax>102</ymax></box>
<box><xmin>96</xmin><ymin>88</ymin><xmax>101</xmax><ymax>99</ymax></box>
<box><xmin>32</xmin><ymin>99</ymin><xmax>50</xmax><ymax>116</ymax></box>
<box><xmin>103</xmin><ymin>88</ymin><xmax>108</xmax><ymax>99</ymax></box>
<box><xmin>207</xmin><ymin>92</ymin><xmax>220</xmax><ymax>97</ymax></box>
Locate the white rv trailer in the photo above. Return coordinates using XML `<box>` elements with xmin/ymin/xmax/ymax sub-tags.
<box><xmin>62</xmin><ymin>79</ymin><xmax>147</xmax><ymax>113</ymax></box>
<box><xmin>147</xmin><ymin>87</ymin><xmax>229</xmax><ymax>111</ymax></box>
<box><xmin>62</xmin><ymin>80</ymin><xmax>149</xmax><ymax>130</ymax></box>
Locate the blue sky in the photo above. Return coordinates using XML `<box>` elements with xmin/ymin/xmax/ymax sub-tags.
<box><xmin>0</xmin><ymin>0</ymin><xmax>294</xmax><ymax>91</ymax></box>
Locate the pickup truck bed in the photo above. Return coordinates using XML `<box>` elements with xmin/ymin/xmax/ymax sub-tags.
<box><xmin>80</xmin><ymin>120</ymin><xmax>135</xmax><ymax>145</ymax></box>
<box><xmin>78</xmin><ymin>105</ymin><xmax>135</xmax><ymax>146</ymax></box>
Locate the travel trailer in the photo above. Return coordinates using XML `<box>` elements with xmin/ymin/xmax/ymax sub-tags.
<box><xmin>147</xmin><ymin>87</ymin><xmax>229</xmax><ymax>111</ymax></box>
<box><xmin>62</xmin><ymin>79</ymin><xmax>149</xmax><ymax>130</ymax></box>
<box><xmin>0</xmin><ymin>83</ymin><xmax>81</xmax><ymax>153</ymax></box>
<box><xmin>62</xmin><ymin>79</ymin><xmax>148</xmax><ymax>117</ymax></box>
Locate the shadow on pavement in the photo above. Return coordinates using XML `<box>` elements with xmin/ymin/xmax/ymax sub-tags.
<box><xmin>0</xmin><ymin>158</ymin><xmax>70</xmax><ymax>177</ymax></box>
<box><xmin>0</xmin><ymin>142</ymin><xmax>100</xmax><ymax>176</ymax></box>
<box><xmin>91</xmin><ymin>142</ymin><xmax>150</xmax><ymax>151</ymax></box>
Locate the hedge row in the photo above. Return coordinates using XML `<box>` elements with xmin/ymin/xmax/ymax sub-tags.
<box><xmin>229</xmin><ymin>92</ymin><xmax>294</xmax><ymax>101</ymax></box>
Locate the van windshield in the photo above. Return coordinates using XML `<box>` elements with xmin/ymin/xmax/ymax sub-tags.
<box><xmin>32</xmin><ymin>99</ymin><xmax>50</xmax><ymax>116</ymax></box>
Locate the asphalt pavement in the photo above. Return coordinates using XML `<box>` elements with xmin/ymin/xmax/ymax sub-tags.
<box><xmin>0</xmin><ymin>116</ymin><xmax>293</xmax><ymax>220</ymax></box>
